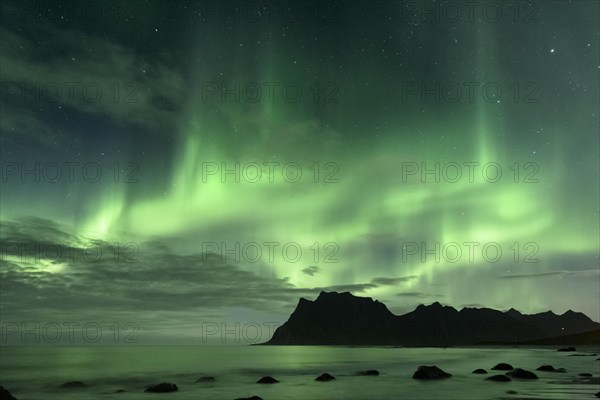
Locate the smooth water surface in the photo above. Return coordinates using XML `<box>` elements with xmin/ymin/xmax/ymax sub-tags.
<box><xmin>1</xmin><ymin>345</ymin><xmax>599</xmax><ymax>399</ymax></box>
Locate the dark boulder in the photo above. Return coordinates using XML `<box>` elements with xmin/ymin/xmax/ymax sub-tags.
<box><xmin>144</xmin><ymin>383</ymin><xmax>178</xmax><ymax>393</ymax></box>
<box><xmin>412</xmin><ymin>366</ymin><xmax>451</xmax><ymax>380</ymax></box>
<box><xmin>0</xmin><ymin>386</ymin><xmax>17</xmax><ymax>400</ymax></box>
<box><xmin>557</xmin><ymin>347</ymin><xmax>576</xmax><ymax>352</ymax></box>
<box><xmin>196</xmin><ymin>376</ymin><xmax>216</xmax><ymax>382</ymax></box>
<box><xmin>536</xmin><ymin>365</ymin><xmax>563</xmax><ymax>372</ymax></box>
<box><xmin>315</xmin><ymin>373</ymin><xmax>335</xmax><ymax>381</ymax></box>
<box><xmin>486</xmin><ymin>375</ymin><xmax>511</xmax><ymax>382</ymax></box>
<box><xmin>491</xmin><ymin>363</ymin><xmax>514</xmax><ymax>371</ymax></box>
<box><xmin>58</xmin><ymin>381</ymin><xmax>87</xmax><ymax>389</ymax></box>
<box><xmin>235</xmin><ymin>397</ymin><xmax>263</xmax><ymax>400</ymax></box>
<box><xmin>578</xmin><ymin>373</ymin><xmax>593</xmax><ymax>377</ymax></box>
<box><xmin>357</xmin><ymin>370</ymin><xmax>379</xmax><ymax>376</ymax></box>
<box><xmin>506</xmin><ymin>368</ymin><xmax>538</xmax><ymax>380</ymax></box>
<box><xmin>256</xmin><ymin>376</ymin><xmax>279</xmax><ymax>384</ymax></box>
<box><xmin>472</xmin><ymin>369</ymin><xmax>487</xmax><ymax>374</ymax></box>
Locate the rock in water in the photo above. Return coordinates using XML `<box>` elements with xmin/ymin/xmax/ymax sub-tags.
<box><xmin>412</xmin><ymin>366</ymin><xmax>451</xmax><ymax>379</ymax></box>
<box><xmin>578</xmin><ymin>373</ymin><xmax>593</xmax><ymax>377</ymax></box>
<box><xmin>235</xmin><ymin>397</ymin><xmax>263</xmax><ymax>400</ymax></box>
<box><xmin>58</xmin><ymin>381</ymin><xmax>87</xmax><ymax>389</ymax></box>
<box><xmin>506</xmin><ymin>368</ymin><xmax>538</xmax><ymax>380</ymax></box>
<box><xmin>472</xmin><ymin>369</ymin><xmax>487</xmax><ymax>374</ymax></box>
<box><xmin>196</xmin><ymin>376</ymin><xmax>216</xmax><ymax>382</ymax></box>
<box><xmin>357</xmin><ymin>370</ymin><xmax>380</xmax><ymax>376</ymax></box>
<box><xmin>315</xmin><ymin>373</ymin><xmax>335</xmax><ymax>381</ymax></box>
<box><xmin>144</xmin><ymin>383</ymin><xmax>178</xmax><ymax>393</ymax></box>
<box><xmin>557</xmin><ymin>347</ymin><xmax>576</xmax><ymax>352</ymax></box>
<box><xmin>486</xmin><ymin>375</ymin><xmax>511</xmax><ymax>382</ymax></box>
<box><xmin>0</xmin><ymin>386</ymin><xmax>17</xmax><ymax>400</ymax></box>
<box><xmin>537</xmin><ymin>365</ymin><xmax>561</xmax><ymax>372</ymax></box>
<box><xmin>491</xmin><ymin>363</ymin><xmax>514</xmax><ymax>371</ymax></box>
<box><xmin>256</xmin><ymin>376</ymin><xmax>279</xmax><ymax>384</ymax></box>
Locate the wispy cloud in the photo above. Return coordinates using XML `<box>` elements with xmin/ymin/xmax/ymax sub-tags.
<box><xmin>396</xmin><ymin>291</ymin><xmax>444</xmax><ymax>299</ymax></box>
<box><xmin>0</xmin><ymin>218</ymin><xmax>420</xmax><ymax>329</ymax></box>
<box><xmin>371</xmin><ymin>275</ymin><xmax>419</xmax><ymax>286</ymax></box>
<box><xmin>0</xmin><ymin>218</ymin><xmax>309</xmax><ymax>320</ymax></box>
<box><xmin>302</xmin><ymin>266</ymin><xmax>320</xmax><ymax>276</ymax></box>
<box><xmin>0</xmin><ymin>23</ymin><xmax>186</xmax><ymax>146</ymax></box>
<box><xmin>306</xmin><ymin>283</ymin><xmax>378</xmax><ymax>294</ymax></box>
<box><xmin>496</xmin><ymin>270</ymin><xmax>600</xmax><ymax>279</ymax></box>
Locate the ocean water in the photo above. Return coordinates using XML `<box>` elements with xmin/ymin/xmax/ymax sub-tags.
<box><xmin>1</xmin><ymin>345</ymin><xmax>599</xmax><ymax>399</ymax></box>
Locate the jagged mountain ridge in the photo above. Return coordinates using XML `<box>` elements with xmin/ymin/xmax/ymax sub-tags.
<box><xmin>265</xmin><ymin>291</ymin><xmax>600</xmax><ymax>346</ymax></box>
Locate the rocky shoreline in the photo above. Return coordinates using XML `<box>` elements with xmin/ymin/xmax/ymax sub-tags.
<box><xmin>2</xmin><ymin>351</ymin><xmax>599</xmax><ymax>400</ymax></box>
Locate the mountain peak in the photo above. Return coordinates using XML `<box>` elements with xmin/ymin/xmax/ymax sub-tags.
<box><xmin>315</xmin><ymin>291</ymin><xmax>378</xmax><ymax>305</ymax></box>
<box><xmin>563</xmin><ymin>309</ymin><xmax>576</xmax><ymax>315</ymax></box>
<box><xmin>317</xmin><ymin>290</ymin><xmax>355</xmax><ymax>299</ymax></box>
<box><xmin>416</xmin><ymin>301</ymin><xmax>448</xmax><ymax>310</ymax></box>
<box><xmin>540</xmin><ymin>310</ymin><xmax>557</xmax><ymax>316</ymax></box>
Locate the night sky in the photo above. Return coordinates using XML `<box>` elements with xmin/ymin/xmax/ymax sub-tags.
<box><xmin>1</xmin><ymin>0</ymin><xmax>598</xmax><ymax>344</ymax></box>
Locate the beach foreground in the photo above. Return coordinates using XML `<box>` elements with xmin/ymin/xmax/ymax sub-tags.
<box><xmin>1</xmin><ymin>345</ymin><xmax>599</xmax><ymax>399</ymax></box>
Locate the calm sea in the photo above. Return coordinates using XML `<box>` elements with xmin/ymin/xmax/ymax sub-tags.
<box><xmin>1</xmin><ymin>346</ymin><xmax>599</xmax><ymax>399</ymax></box>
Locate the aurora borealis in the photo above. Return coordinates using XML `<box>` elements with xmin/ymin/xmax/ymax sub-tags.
<box><xmin>0</xmin><ymin>0</ymin><xmax>599</xmax><ymax>344</ymax></box>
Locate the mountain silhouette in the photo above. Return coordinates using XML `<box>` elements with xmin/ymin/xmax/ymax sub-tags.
<box><xmin>264</xmin><ymin>291</ymin><xmax>600</xmax><ymax>346</ymax></box>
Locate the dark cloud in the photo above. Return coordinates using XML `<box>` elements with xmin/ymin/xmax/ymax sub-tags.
<box><xmin>0</xmin><ymin>218</ymin><xmax>312</xmax><ymax>322</ymax></box>
<box><xmin>301</xmin><ymin>266</ymin><xmax>320</xmax><ymax>276</ymax></box>
<box><xmin>0</xmin><ymin>23</ymin><xmax>186</xmax><ymax>145</ymax></box>
<box><xmin>0</xmin><ymin>217</ymin><xmax>423</xmax><ymax>331</ymax></box>
<box><xmin>300</xmin><ymin>274</ymin><xmax>422</xmax><ymax>295</ymax></box>
<box><xmin>496</xmin><ymin>270</ymin><xmax>600</xmax><ymax>279</ymax></box>
<box><xmin>371</xmin><ymin>275</ymin><xmax>419</xmax><ymax>286</ymax></box>
<box><xmin>396</xmin><ymin>291</ymin><xmax>444</xmax><ymax>299</ymax></box>
<box><xmin>306</xmin><ymin>283</ymin><xmax>378</xmax><ymax>294</ymax></box>
<box><xmin>0</xmin><ymin>217</ymin><xmax>431</xmax><ymax>326</ymax></box>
